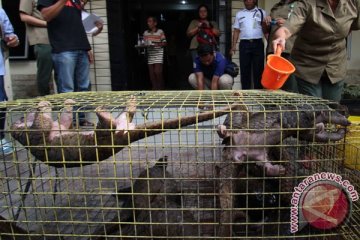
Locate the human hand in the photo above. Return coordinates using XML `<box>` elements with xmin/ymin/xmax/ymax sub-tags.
<box><xmin>211</xmin><ymin>77</ymin><xmax>219</xmax><ymax>90</ymax></box>
<box><xmin>87</xmin><ymin>50</ymin><xmax>94</xmax><ymax>64</ymax></box>
<box><xmin>5</xmin><ymin>35</ymin><xmax>19</xmax><ymax>48</ymax></box>
<box><xmin>229</xmin><ymin>46</ymin><xmax>236</xmax><ymax>56</ymax></box>
<box><xmin>264</xmin><ymin>16</ymin><xmax>272</xmax><ymax>27</ymax></box>
<box><xmin>92</xmin><ymin>20</ymin><xmax>103</xmax><ymax>36</ymax></box>
<box><xmin>199</xmin><ymin>20</ymin><xmax>209</xmax><ymax>28</ymax></box>
<box><xmin>272</xmin><ymin>38</ymin><xmax>285</xmax><ymax>54</ymax></box>
<box><xmin>275</xmin><ymin>18</ymin><xmax>286</xmax><ymax>27</ymax></box>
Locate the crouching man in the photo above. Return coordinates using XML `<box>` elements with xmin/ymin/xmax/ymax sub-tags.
<box><xmin>188</xmin><ymin>44</ymin><xmax>234</xmax><ymax>90</ymax></box>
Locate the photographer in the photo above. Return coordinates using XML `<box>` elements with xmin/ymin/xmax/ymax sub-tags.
<box><xmin>229</xmin><ymin>0</ymin><xmax>267</xmax><ymax>89</ymax></box>
<box><xmin>186</xmin><ymin>4</ymin><xmax>220</xmax><ymax>61</ymax></box>
<box><xmin>263</xmin><ymin>0</ymin><xmax>299</xmax><ymax>92</ymax></box>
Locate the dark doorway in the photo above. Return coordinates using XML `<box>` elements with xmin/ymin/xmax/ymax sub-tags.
<box><xmin>107</xmin><ymin>0</ymin><xmax>219</xmax><ymax>91</ymax></box>
<box><xmin>2</xmin><ymin>0</ymin><xmax>35</xmax><ymax>59</ymax></box>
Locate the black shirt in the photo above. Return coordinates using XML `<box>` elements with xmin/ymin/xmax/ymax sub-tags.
<box><xmin>37</xmin><ymin>0</ymin><xmax>91</xmax><ymax>53</ymax></box>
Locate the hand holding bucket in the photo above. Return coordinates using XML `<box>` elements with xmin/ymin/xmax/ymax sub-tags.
<box><xmin>261</xmin><ymin>45</ymin><xmax>296</xmax><ymax>90</ymax></box>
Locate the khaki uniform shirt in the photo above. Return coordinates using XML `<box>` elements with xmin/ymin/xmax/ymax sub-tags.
<box><xmin>284</xmin><ymin>0</ymin><xmax>360</xmax><ymax>84</ymax></box>
<box><xmin>19</xmin><ymin>0</ymin><xmax>50</xmax><ymax>45</ymax></box>
<box><xmin>267</xmin><ymin>1</ymin><xmax>298</xmax><ymax>54</ymax></box>
<box><xmin>187</xmin><ymin>19</ymin><xmax>219</xmax><ymax>50</ymax></box>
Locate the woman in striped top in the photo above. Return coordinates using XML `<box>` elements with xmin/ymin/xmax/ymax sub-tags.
<box><xmin>143</xmin><ymin>16</ymin><xmax>167</xmax><ymax>90</ymax></box>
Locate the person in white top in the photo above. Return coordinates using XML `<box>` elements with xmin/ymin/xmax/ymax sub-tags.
<box><xmin>143</xmin><ymin>16</ymin><xmax>167</xmax><ymax>90</ymax></box>
<box><xmin>230</xmin><ymin>0</ymin><xmax>267</xmax><ymax>89</ymax></box>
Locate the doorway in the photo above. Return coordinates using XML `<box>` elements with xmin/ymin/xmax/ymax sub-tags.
<box><xmin>106</xmin><ymin>0</ymin><xmax>221</xmax><ymax>90</ymax></box>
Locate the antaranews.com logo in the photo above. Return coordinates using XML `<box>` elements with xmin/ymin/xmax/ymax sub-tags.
<box><xmin>290</xmin><ymin>172</ymin><xmax>359</xmax><ymax>233</ymax></box>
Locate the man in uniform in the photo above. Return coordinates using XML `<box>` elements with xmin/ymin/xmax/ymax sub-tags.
<box><xmin>230</xmin><ymin>0</ymin><xmax>267</xmax><ymax>89</ymax></box>
<box><xmin>264</xmin><ymin>0</ymin><xmax>299</xmax><ymax>92</ymax></box>
<box><xmin>272</xmin><ymin>0</ymin><xmax>360</xmax><ymax>102</ymax></box>
<box><xmin>19</xmin><ymin>0</ymin><xmax>55</xmax><ymax>96</ymax></box>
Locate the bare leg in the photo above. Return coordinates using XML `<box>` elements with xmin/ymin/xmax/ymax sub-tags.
<box><xmin>148</xmin><ymin>64</ymin><xmax>156</xmax><ymax>90</ymax></box>
<box><xmin>153</xmin><ymin>63</ymin><xmax>164</xmax><ymax>90</ymax></box>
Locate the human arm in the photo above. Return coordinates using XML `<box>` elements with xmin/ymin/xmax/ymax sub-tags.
<box><xmin>261</xmin><ymin>10</ymin><xmax>269</xmax><ymax>39</ymax></box>
<box><xmin>229</xmin><ymin>29</ymin><xmax>240</xmax><ymax>56</ymax></box>
<box><xmin>272</xmin><ymin>0</ymin><xmax>308</xmax><ymax>53</ymax></box>
<box><xmin>211</xmin><ymin>75</ymin><xmax>219</xmax><ymax>90</ymax></box>
<box><xmin>193</xmin><ymin>57</ymin><xmax>205</xmax><ymax>90</ymax></box>
<box><xmin>271</xmin><ymin>26</ymin><xmax>291</xmax><ymax>53</ymax></box>
<box><xmin>262</xmin><ymin>16</ymin><xmax>287</xmax><ymax>37</ymax></box>
<box><xmin>19</xmin><ymin>12</ymin><xmax>47</xmax><ymax>27</ymax></box>
<box><xmin>88</xmin><ymin>50</ymin><xmax>94</xmax><ymax>64</ymax></box>
<box><xmin>39</xmin><ymin>0</ymin><xmax>68</xmax><ymax>22</ymax></box>
<box><xmin>157</xmin><ymin>30</ymin><xmax>167</xmax><ymax>47</ymax></box>
<box><xmin>155</xmin><ymin>42</ymin><xmax>167</xmax><ymax>47</ymax></box>
<box><xmin>212</xmin><ymin>54</ymin><xmax>226</xmax><ymax>90</ymax></box>
<box><xmin>210</xmin><ymin>53</ymin><xmax>226</xmax><ymax>90</ymax></box>
<box><xmin>19</xmin><ymin>0</ymin><xmax>47</xmax><ymax>27</ymax></box>
<box><xmin>186</xmin><ymin>20</ymin><xmax>201</xmax><ymax>37</ymax></box>
<box><xmin>350</xmin><ymin>0</ymin><xmax>360</xmax><ymax>31</ymax></box>
<box><xmin>0</xmin><ymin>9</ymin><xmax>20</xmax><ymax>47</ymax></box>
<box><xmin>209</xmin><ymin>21</ymin><xmax>220</xmax><ymax>37</ymax></box>
<box><xmin>195</xmin><ymin>72</ymin><xmax>205</xmax><ymax>90</ymax></box>
<box><xmin>275</xmin><ymin>17</ymin><xmax>286</xmax><ymax>27</ymax></box>
<box><xmin>262</xmin><ymin>15</ymin><xmax>272</xmax><ymax>34</ymax></box>
<box><xmin>91</xmin><ymin>20</ymin><xmax>103</xmax><ymax>36</ymax></box>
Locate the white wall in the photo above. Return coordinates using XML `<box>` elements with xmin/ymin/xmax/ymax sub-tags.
<box><xmin>231</xmin><ymin>0</ymin><xmax>360</xmax><ymax>89</ymax></box>
<box><xmin>85</xmin><ymin>0</ymin><xmax>111</xmax><ymax>91</ymax></box>
<box><xmin>9</xmin><ymin>0</ymin><xmax>112</xmax><ymax>97</ymax></box>
<box><xmin>230</xmin><ymin>0</ymin><xmax>245</xmax><ymax>89</ymax></box>
<box><xmin>6</xmin><ymin>0</ymin><xmax>360</xmax><ymax>97</ymax></box>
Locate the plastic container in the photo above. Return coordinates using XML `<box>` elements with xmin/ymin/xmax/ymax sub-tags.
<box><xmin>344</xmin><ymin>116</ymin><xmax>360</xmax><ymax>170</ymax></box>
<box><xmin>261</xmin><ymin>46</ymin><xmax>296</xmax><ymax>90</ymax></box>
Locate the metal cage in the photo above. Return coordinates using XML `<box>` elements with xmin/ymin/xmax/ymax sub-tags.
<box><xmin>0</xmin><ymin>90</ymin><xmax>359</xmax><ymax>239</ymax></box>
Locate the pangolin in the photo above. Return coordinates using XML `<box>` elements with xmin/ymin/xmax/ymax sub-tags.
<box><xmin>11</xmin><ymin>96</ymin><xmax>237</xmax><ymax>168</ymax></box>
<box><xmin>93</xmin><ymin>156</ymin><xmax>198</xmax><ymax>239</ymax></box>
<box><xmin>216</xmin><ymin>103</ymin><xmax>351</xmax><ymax>237</ymax></box>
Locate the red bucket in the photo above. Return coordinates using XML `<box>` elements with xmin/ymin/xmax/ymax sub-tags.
<box><xmin>261</xmin><ymin>47</ymin><xmax>296</xmax><ymax>90</ymax></box>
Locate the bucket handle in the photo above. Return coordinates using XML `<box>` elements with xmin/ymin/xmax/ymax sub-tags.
<box><xmin>275</xmin><ymin>44</ymin><xmax>282</xmax><ymax>56</ymax></box>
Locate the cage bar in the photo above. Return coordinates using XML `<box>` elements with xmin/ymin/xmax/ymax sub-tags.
<box><xmin>0</xmin><ymin>90</ymin><xmax>359</xmax><ymax>239</ymax></box>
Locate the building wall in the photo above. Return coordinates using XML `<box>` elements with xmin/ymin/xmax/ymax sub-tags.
<box><xmin>231</xmin><ymin>0</ymin><xmax>360</xmax><ymax>88</ymax></box>
<box><xmin>4</xmin><ymin>0</ymin><xmax>360</xmax><ymax>99</ymax></box>
<box><xmin>9</xmin><ymin>0</ymin><xmax>111</xmax><ymax>100</ymax></box>
<box><xmin>230</xmin><ymin>0</ymin><xmax>244</xmax><ymax>89</ymax></box>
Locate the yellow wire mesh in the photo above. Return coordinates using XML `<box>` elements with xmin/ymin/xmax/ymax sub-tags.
<box><xmin>0</xmin><ymin>90</ymin><xmax>358</xmax><ymax>239</ymax></box>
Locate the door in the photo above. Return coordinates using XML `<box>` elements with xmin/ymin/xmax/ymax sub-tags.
<box><xmin>107</xmin><ymin>0</ymin><xmax>221</xmax><ymax>90</ymax></box>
